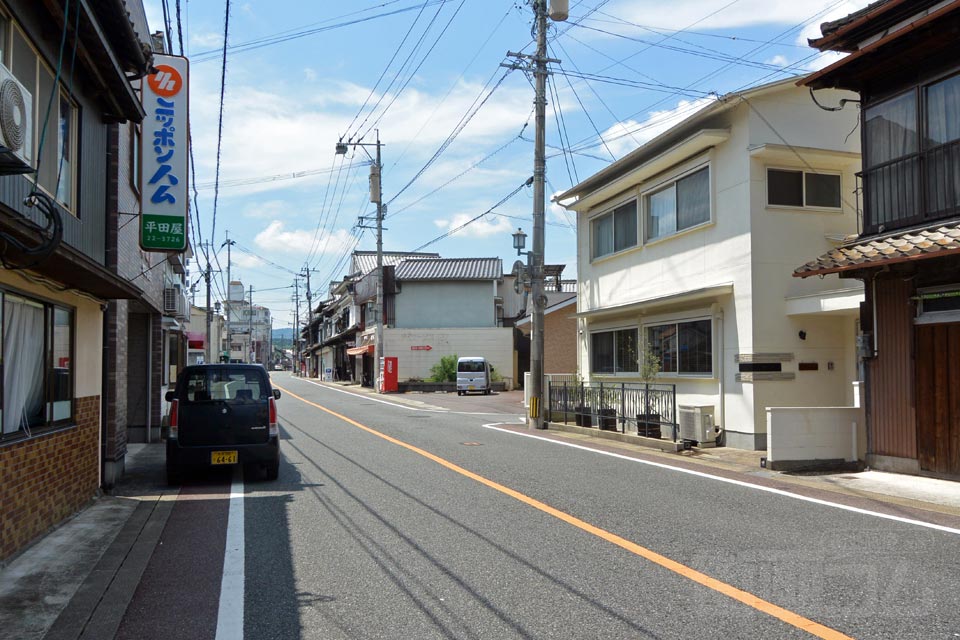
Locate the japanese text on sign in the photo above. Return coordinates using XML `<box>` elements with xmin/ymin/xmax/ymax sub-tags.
<box><xmin>140</xmin><ymin>55</ymin><xmax>189</xmax><ymax>251</ymax></box>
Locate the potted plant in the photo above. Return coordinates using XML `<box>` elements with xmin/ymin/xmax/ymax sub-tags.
<box><xmin>598</xmin><ymin>386</ymin><xmax>618</xmax><ymax>431</ymax></box>
<box><xmin>635</xmin><ymin>337</ymin><xmax>662</xmax><ymax>438</ymax></box>
<box><xmin>572</xmin><ymin>371</ymin><xmax>593</xmax><ymax>427</ymax></box>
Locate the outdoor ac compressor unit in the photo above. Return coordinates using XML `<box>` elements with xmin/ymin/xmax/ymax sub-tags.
<box><xmin>678</xmin><ymin>405</ymin><xmax>718</xmax><ymax>447</ymax></box>
<box><xmin>0</xmin><ymin>62</ymin><xmax>33</xmax><ymax>174</ymax></box>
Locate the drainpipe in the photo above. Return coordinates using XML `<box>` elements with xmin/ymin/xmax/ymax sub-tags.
<box><xmin>146</xmin><ymin>314</ymin><xmax>153</xmax><ymax>444</ymax></box>
<box><xmin>100</xmin><ymin>305</ymin><xmax>108</xmax><ymax>489</ymax></box>
<box><xmin>714</xmin><ymin>303</ymin><xmax>725</xmax><ymax>441</ymax></box>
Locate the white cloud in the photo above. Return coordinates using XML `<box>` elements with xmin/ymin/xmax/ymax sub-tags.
<box><xmin>185</xmin><ymin>72</ymin><xmax>533</xmax><ymax>202</ymax></box>
<box><xmin>190</xmin><ymin>32</ymin><xmax>224</xmax><ymax>49</ymax></box>
<box><xmin>304</xmin><ymin>68</ymin><xmax>317</xmax><ymax>82</ymax></box>
<box><xmin>598</xmin><ymin>97</ymin><xmax>715</xmax><ymax>158</ymax></box>
<box><xmin>432</xmin><ymin>212</ymin><xmax>515</xmax><ymax>240</ymax></box>
<box><xmin>233</xmin><ymin>253</ymin><xmax>264</xmax><ymax>269</ymax></box>
<box><xmin>766</xmin><ymin>55</ymin><xmax>789</xmax><ymax>67</ymax></box>
<box><xmin>253</xmin><ymin>221</ymin><xmax>353</xmax><ymax>257</ymax></box>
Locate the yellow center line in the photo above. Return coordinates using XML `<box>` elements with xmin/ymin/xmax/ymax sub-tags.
<box><xmin>278</xmin><ymin>384</ymin><xmax>853</xmax><ymax>640</ymax></box>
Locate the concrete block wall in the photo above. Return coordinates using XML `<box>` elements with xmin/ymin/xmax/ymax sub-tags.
<box><xmin>766</xmin><ymin>406</ymin><xmax>864</xmax><ymax>470</ymax></box>
<box><xmin>0</xmin><ymin>396</ymin><xmax>100</xmax><ymax>563</ymax></box>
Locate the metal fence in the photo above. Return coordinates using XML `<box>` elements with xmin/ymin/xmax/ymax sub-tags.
<box><xmin>547</xmin><ymin>381</ymin><xmax>678</xmax><ymax>440</ymax></box>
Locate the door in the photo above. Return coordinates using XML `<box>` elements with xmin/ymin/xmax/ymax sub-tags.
<box><xmin>915</xmin><ymin>323</ymin><xmax>960</xmax><ymax>476</ymax></box>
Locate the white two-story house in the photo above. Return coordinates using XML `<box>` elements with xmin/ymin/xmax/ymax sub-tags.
<box><xmin>557</xmin><ymin>78</ymin><xmax>862</xmax><ymax>450</ymax></box>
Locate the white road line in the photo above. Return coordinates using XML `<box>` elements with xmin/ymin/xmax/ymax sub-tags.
<box><xmin>215</xmin><ymin>470</ymin><xmax>245</xmax><ymax>640</ymax></box>
<box><xmin>295</xmin><ymin>377</ymin><xmax>509</xmax><ymax>416</ymax></box>
<box><xmin>481</xmin><ymin>422</ymin><xmax>960</xmax><ymax>536</ymax></box>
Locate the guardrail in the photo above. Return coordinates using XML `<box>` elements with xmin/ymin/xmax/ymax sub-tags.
<box><xmin>547</xmin><ymin>381</ymin><xmax>678</xmax><ymax>440</ymax></box>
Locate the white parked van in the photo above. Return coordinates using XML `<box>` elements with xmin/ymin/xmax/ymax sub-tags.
<box><xmin>456</xmin><ymin>357</ymin><xmax>491</xmax><ymax>396</ymax></box>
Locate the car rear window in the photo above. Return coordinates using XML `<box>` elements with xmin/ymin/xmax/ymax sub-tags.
<box><xmin>458</xmin><ymin>361</ymin><xmax>485</xmax><ymax>373</ymax></box>
<box><xmin>183</xmin><ymin>369</ymin><xmax>268</xmax><ymax>403</ymax></box>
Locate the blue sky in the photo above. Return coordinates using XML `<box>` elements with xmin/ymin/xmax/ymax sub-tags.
<box><xmin>142</xmin><ymin>0</ymin><xmax>870</xmax><ymax>329</ymax></box>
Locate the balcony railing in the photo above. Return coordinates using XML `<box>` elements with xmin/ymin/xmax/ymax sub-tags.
<box><xmin>547</xmin><ymin>381</ymin><xmax>678</xmax><ymax>440</ymax></box>
<box><xmin>861</xmin><ymin>139</ymin><xmax>960</xmax><ymax>234</ymax></box>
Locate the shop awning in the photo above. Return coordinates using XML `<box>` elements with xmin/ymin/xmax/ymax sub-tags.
<box><xmin>185</xmin><ymin>331</ymin><xmax>206</xmax><ymax>349</ymax></box>
<box><xmin>346</xmin><ymin>344</ymin><xmax>374</xmax><ymax>356</ymax></box>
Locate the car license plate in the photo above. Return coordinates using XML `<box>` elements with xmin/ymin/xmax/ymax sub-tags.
<box><xmin>468</xmin><ymin>385</ymin><xmax>475</xmax><ymax>390</ymax></box>
<box><xmin>211</xmin><ymin>451</ymin><xmax>238</xmax><ymax>465</ymax></box>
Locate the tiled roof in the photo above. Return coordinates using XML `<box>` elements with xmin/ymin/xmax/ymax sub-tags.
<box><xmin>394</xmin><ymin>258</ymin><xmax>502</xmax><ymax>281</ymax></box>
<box><xmin>351</xmin><ymin>251</ymin><xmax>440</xmax><ymax>275</ymax></box>
<box><xmin>794</xmin><ymin>222</ymin><xmax>960</xmax><ymax>277</ymax></box>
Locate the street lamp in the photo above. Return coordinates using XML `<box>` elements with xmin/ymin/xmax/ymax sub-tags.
<box><xmin>335</xmin><ymin>133</ymin><xmax>386</xmax><ymax>392</ymax></box>
<box><xmin>512</xmin><ymin>227</ymin><xmax>528</xmax><ymax>254</ymax></box>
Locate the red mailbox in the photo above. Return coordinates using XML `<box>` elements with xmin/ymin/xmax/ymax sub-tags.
<box><xmin>381</xmin><ymin>356</ymin><xmax>398</xmax><ymax>393</ymax></box>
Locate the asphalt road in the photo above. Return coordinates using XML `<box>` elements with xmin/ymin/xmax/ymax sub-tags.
<box><xmin>114</xmin><ymin>372</ymin><xmax>960</xmax><ymax>639</ymax></box>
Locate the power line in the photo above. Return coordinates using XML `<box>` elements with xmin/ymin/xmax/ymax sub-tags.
<box><xmin>190</xmin><ymin>1</ymin><xmax>454</xmax><ymax>63</ymax></box>
<box><xmin>209</xmin><ymin>0</ymin><xmax>231</xmax><ymax>255</ymax></box>
<box><xmin>408</xmin><ymin>177</ymin><xmax>532</xmax><ymax>252</ymax></box>
<box><xmin>359</xmin><ymin>0</ymin><xmax>469</xmax><ymax>139</ymax></box>
<box><xmin>344</xmin><ymin>0</ymin><xmax>435</xmax><ymax>139</ymax></box>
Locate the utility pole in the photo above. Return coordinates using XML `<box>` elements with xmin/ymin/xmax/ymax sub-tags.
<box><xmin>222</xmin><ymin>232</ymin><xmax>235</xmax><ymax>363</ymax></box>
<box><xmin>336</xmin><ymin>131</ymin><xmax>385</xmax><ymax>391</ymax></box>
<box><xmin>300</xmin><ymin>265</ymin><xmax>316</xmax><ymax>377</ymax></box>
<box><xmin>248</xmin><ymin>284</ymin><xmax>254</xmax><ymax>363</ymax></box>
<box><xmin>293</xmin><ymin>278</ymin><xmax>300</xmax><ymax>375</ymax></box>
<box><xmin>506</xmin><ymin>0</ymin><xmax>565</xmax><ymax>428</ymax></box>
<box><xmin>373</xmin><ymin>131</ymin><xmax>384</xmax><ymax>392</ymax></box>
<box><xmin>204</xmin><ymin>245</ymin><xmax>213</xmax><ymax>364</ymax></box>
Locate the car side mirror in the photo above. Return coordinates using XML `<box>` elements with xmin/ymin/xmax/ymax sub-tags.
<box><xmin>273</xmin><ymin>389</ymin><xmax>281</xmax><ymax>400</ymax></box>
<box><xmin>165</xmin><ymin>390</ymin><xmax>175</xmax><ymax>402</ymax></box>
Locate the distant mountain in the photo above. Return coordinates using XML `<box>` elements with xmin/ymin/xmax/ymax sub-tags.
<box><xmin>272</xmin><ymin>328</ymin><xmax>294</xmax><ymax>348</ymax></box>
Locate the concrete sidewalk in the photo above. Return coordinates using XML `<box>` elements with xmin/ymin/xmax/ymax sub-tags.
<box><xmin>0</xmin><ymin>443</ymin><xmax>176</xmax><ymax>640</ymax></box>
<box><xmin>2</xmin><ymin>381</ymin><xmax>959</xmax><ymax>639</ymax></box>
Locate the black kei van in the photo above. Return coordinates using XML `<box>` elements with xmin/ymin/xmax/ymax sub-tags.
<box><xmin>165</xmin><ymin>364</ymin><xmax>281</xmax><ymax>484</ymax></box>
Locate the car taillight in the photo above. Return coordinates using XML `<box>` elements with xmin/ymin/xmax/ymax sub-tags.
<box><xmin>169</xmin><ymin>399</ymin><xmax>179</xmax><ymax>438</ymax></box>
<box><xmin>269</xmin><ymin>397</ymin><xmax>278</xmax><ymax>437</ymax></box>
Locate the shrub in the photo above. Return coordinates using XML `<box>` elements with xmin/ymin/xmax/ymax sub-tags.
<box><xmin>429</xmin><ymin>354</ymin><xmax>458</xmax><ymax>383</ymax></box>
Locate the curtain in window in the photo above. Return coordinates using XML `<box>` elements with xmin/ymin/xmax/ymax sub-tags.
<box><xmin>865</xmin><ymin>93</ymin><xmax>917</xmax><ymax>167</ymax></box>
<box><xmin>865</xmin><ymin>93</ymin><xmax>920</xmax><ymax>228</ymax></box>
<box><xmin>3</xmin><ymin>298</ymin><xmax>45</xmax><ymax>434</ymax></box>
<box><xmin>677</xmin><ymin>168</ymin><xmax>710</xmax><ymax>230</ymax></box>
<box><xmin>926</xmin><ymin>75</ymin><xmax>960</xmax><ymax>215</ymax></box>
<box><xmin>613</xmin><ymin>202</ymin><xmax>637</xmax><ymax>253</ymax></box>
<box><xmin>647</xmin><ymin>187</ymin><xmax>676</xmax><ymax>240</ymax></box>
<box><xmin>592</xmin><ymin>214</ymin><xmax>614</xmax><ymax>258</ymax></box>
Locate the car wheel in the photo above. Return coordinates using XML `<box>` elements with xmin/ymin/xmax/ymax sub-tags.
<box><xmin>166</xmin><ymin>463</ymin><xmax>182</xmax><ymax>486</ymax></box>
<box><xmin>265</xmin><ymin>459</ymin><xmax>280</xmax><ymax>481</ymax></box>
<box><xmin>244</xmin><ymin>462</ymin><xmax>263</xmax><ymax>481</ymax></box>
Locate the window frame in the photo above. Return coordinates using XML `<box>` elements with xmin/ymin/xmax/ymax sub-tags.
<box><xmin>589</xmin><ymin>197</ymin><xmax>638</xmax><ymax>261</ymax></box>
<box><xmin>766</xmin><ymin>167</ymin><xmax>843</xmax><ymax>211</ymax></box>
<box><xmin>589</xmin><ymin>326</ymin><xmax>639</xmax><ymax>375</ymax></box>
<box><xmin>642</xmin><ymin>163</ymin><xmax>712</xmax><ymax>244</ymax></box>
<box><xmin>0</xmin><ymin>288</ymin><xmax>75</xmax><ymax>443</ymax></box>
<box><xmin>861</xmin><ymin>70</ymin><xmax>960</xmax><ymax>232</ymax></box>
<box><xmin>644</xmin><ymin>316</ymin><xmax>714</xmax><ymax>378</ymax></box>
<box><xmin>7</xmin><ymin>21</ymin><xmax>79</xmax><ymax>214</ymax></box>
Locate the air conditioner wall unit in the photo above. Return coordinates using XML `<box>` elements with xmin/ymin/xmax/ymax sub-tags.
<box><xmin>163</xmin><ymin>287</ymin><xmax>178</xmax><ymax>313</ymax></box>
<box><xmin>678</xmin><ymin>405</ymin><xmax>718</xmax><ymax>447</ymax></box>
<box><xmin>0</xmin><ymin>62</ymin><xmax>33</xmax><ymax>174</ymax></box>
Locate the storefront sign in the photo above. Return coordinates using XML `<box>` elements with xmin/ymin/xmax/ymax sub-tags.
<box><xmin>140</xmin><ymin>54</ymin><xmax>189</xmax><ymax>251</ymax></box>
